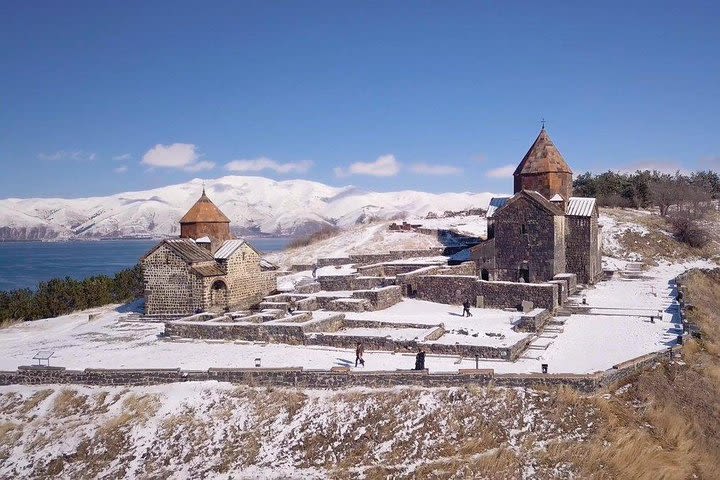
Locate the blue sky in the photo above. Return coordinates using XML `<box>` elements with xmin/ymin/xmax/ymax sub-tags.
<box><xmin>1</xmin><ymin>1</ymin><xmax>719</xmax><ymax>198</ymax></box>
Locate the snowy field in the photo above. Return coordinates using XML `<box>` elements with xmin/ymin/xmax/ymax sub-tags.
<box><xmin>344</xmin><ymin>299</ymin><xmax>526</xmax><ymax>348</ymax></box>
<box><xmin>266</xmin><ymin>222</ymin><xmax>448</xmax><ymax>268</ymax></box>
<box><xmin>404</xmin><ymin>215</ymin><xmax>489</xmax><ymax>239</ymax></box>
<box><xmin>0</xmin><ymin>259</ymin><xmax>710</xmax><ymax>375</ymax></box>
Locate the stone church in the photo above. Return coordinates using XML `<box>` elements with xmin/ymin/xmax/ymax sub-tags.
<box><xmin>472</xmin><ymin>127</ymin><xmax>602</xmax><ymax>284</ymax></box>
<box><xmin>141</xmin><ymin>189</ymin><xmax>277</xmax><ymax>318</ymax></box>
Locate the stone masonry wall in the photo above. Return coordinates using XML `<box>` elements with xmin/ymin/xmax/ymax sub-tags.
<box><xmin>478</xmin><ymin>280</ymin><xmax>558</xmax><ymax>311</ymax></box>
<box><xmin>565</xmin><ymin>216</ymin><xmax>601</xmax><ymax>284</ymax></box>
<box><xmin>0</xmin><ymin>345</ymin><xmax>681</xmax><ymax>392</ymax></box>
<box><xmin>494</xmin><ymin>196</ymin><xmax>564</xmax><ymax>283</ymax></box>
<box><xmin>351</xmin><ymin>286</ymin><xmax>402</xmax><ymax>310</ymax></box>
<box><xmin>414</xmin><ymin>275</ymin><xmax>558</xmax><ymax>311</ymax></box>
<box><xmin>143</xmin><ymin>245</ymin><xmax>206</xmax><ymax>316</ymax></box>
<box><xmin>224</xmin><ymin>244</ymin><xmax>277</xmax><ymax>310</ymax></box>
<box><xmin>414</xmin><ymin>275</ymin><xmax>479</xmax><ymax>305</ymax></box>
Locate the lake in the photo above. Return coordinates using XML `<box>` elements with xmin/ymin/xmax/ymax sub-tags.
<box><xmin>0</xmin><ymin>238</ymin><xmax>291</xmax><ymax>292</ymax></box>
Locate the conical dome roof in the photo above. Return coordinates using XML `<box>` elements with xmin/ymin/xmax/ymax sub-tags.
<box><xmin>514</xmin><ymin>128</ymin><xmax>572</xmax><ymax>176</ymax></box>
<box><xmin>180</xmin><ymin>189</ymin><xmax>230</xmax><ymax>224</ymax></box>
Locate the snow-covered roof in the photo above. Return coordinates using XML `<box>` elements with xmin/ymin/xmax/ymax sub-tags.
<box><xmin>549</xmin><ymin>194</ymin><xmax>564</xmax><ymax>202</ymax></box>
<box><xmin>486</xmin><ymin>197</ymin><xmax>510</xmax><ymax>218</ymax></box>
<box><xmin>566</xmin><ymin>197</ymin><xmax>596</xmax><ymax>217</ymax></box>
<box><xmin>195</xmin><ymin>236</ymin><xmax>211</xmax><ymax>243</ymax></box>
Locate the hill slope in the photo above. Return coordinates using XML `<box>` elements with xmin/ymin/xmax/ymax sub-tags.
<box><xmin>0</xmin><ymin>176</ymin><xmax>496</xmax><ymax>241</ymax></box>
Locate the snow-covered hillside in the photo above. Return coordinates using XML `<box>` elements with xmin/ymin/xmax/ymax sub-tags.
<box><xmin>0</xmin><ymin>176</ymin><xmax>496</xmax><ymax>241</ymax></box>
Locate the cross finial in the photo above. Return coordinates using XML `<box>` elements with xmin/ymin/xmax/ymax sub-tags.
<box><xmin>540</xmin><ymin>118</ymin><xmax>546</xmax><ymax>130</ymax></box>
<box><xmin>202</xmin><ymin>180</ymin><xmax>206</xmax><ymax>195</ymax></box>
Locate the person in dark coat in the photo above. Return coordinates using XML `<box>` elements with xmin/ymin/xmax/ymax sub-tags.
<box><xmin>355</xmin><ymin>342</ymin><xmax>365</xmax><ymax>367</ymax></box>
<box><xmin>414</xmin><ymin>348</ymin><xmax>426</xmax><ymax>370</ymax></box>
<box><xmin>462</xmin><ymin>300</ymin><xmax>472</xmax><ymax>317</ymax></box>
<box><xmin>312</xmin><ymin>266</ymin><xmax>318</xmax><ymax>278</ymax></box>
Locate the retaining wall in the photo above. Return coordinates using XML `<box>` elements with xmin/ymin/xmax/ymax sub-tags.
<box><xmin>1</xmin><ymin>345</ymin><xmax>679</xmax><ymax>392</ymax></box>
<box><xmin>414</xmin><ymin>276</ymin><xmax>558</xmax><ymax>311</ymax></box>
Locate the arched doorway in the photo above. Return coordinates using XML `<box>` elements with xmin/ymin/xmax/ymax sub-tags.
<box><xmin>210</xmin><ymin>280</ymin><xmax>228</xmax><ymax>310</ymax></box>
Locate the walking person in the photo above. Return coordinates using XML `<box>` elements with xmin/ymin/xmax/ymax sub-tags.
<box><xmin>355</xmin><ymin>341</ymin><xmax>365</xmax><ymax>367</ymax></box>
<box><xmin>462</xmin><ymin>299</ymin><xmax>473</xmax><ymax>317</ymax></box>
<box><xmin>312</xmin><ymin>265</ymin><xmax>318</xmax><ymax>279</ymax></box>
<box><xmin>414</xmin><ymin>348</ymin><xmax>426</xmax><ymax>370</ymax></box>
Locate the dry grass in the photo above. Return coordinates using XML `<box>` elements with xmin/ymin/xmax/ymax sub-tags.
<box><xmin>606</xmin><ymin>208</ymin><xmax>720</xmax><ymax>263</ymax></box>
<box><xmin>19</xmin><ymin>389</ymin><xmax>54</xmax><ymax>416</ymax></box>
<box><xmin>286</xmin><ymin>226</ymin><xmax>342</xmax><ymax>250</ymax></box>
<box><xmin>537</xmin><ymin>268</ymin><xmax>720</xmax><ymax>480</ymax></box>
<box><xmin>52</xmin><ymin>389</ymin><xmax>88</xmax><ymax>417</ymax></box>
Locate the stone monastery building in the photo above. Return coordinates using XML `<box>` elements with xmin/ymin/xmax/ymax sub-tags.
<box><xmin>472</xmin><ymin>127</ymin><xmax>602</xmax><ymax>284</ymax></box>
<box><xmin>141</xmin><ymin>189</ymin><xmax>276</xmax><ymax>318</ymax></box>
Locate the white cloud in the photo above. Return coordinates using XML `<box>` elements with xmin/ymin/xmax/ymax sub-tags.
<box><xmin>141</xmin><ymin>143</ymin><xmax>214</xmax><ymax>172</ymax></box>
<box><xmin>485</xmin><ymin>164</ymin><xmax>516</xmax><ymax>178</ymax></box>
<box><xmin>113</xmin><ymin>153</ymin><xmax>132</xmax><ymax>161</ymax></box>
<box><xmin>38</xmin><ymin>150</ymin><xmax>96</xmax><ymax>161</ymax></box>
<box><xmin>334</xmin><ymin>154</ymin><xmax>400</xmax><ymax>177</ymax></box>
<box><xmin>410</xmin><ymin>163</ymin><xmax>462</xmax><ymax>175</ymax></box>
<box><xmin>225</xmin><ymin>157</ymin><xmax>313</xmax><ymax>174</ymax></box>
<box><xmin>114</xmin><ymin>166</ymin><xmax>128</xmax><ymax>174</ymax></box>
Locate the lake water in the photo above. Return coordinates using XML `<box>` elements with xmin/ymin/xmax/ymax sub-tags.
<box><xmin>0</xmin><ymin>238</ymin><xmax>291</xmax><ymax>292</ymax></box>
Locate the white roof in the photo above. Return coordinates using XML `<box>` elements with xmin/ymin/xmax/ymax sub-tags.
<box><xmin>566</xmin><ymin>197</ymin><xmax>596</xmax><ymax>217</ymax></box>
<box><xmin>214</xmin><ymin>239</ymin><xmax>247</xmax><ymax>259</ymax></box>
<box><xmin>486</xmin><ymin>196</ymin><xmax>510</xmax><ymax>218</ymax></box>
<box><xmin>195</xmin><ymin>236</ymin><xmax>211</xmax><ymax>243</ymax></box>
<box><xmin>549</xmin><ymin>194</ymin><xmax>564</xmax><ymax>202</ymax></box>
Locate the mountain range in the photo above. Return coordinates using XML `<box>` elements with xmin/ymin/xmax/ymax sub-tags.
<box><xmin>0</xmin><ymin>176</ymin><xmax>496</xmax><ymax>241</ymax></box>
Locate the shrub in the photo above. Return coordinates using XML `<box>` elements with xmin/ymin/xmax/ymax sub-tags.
<box><xmin>668</xmin><ymin>213</ymin><xmax>710</xmax><ymax>248</ymax></box>
<box><xmin>0</xmin><ymin>264</ymin><xmax>143</xmax><ymax>323</ymax></box>
<box><xmin>286</xmin><ymin>226</ymin><xmax>341</xmax><ymax>250</ymax></box>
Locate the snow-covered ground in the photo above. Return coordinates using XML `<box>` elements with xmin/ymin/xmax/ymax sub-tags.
<box><xmin>599</xmin><ymin>211</ymin><xmax>651</xmax><ymax>259</ymax></box>
<box><xmin>405</xmin><ymin>215</ymin><xmax>488</xmax><ymax>239</ymax></box>
<box><xmin>0</xmin><ymin>382</ymin><xmax>592</xmax><ymax>479</ymax></box>
<box><xmin>344</xmin><ymin>299</ymin><xmax>525</xmax><ymax>348</ymax></box>
<box><xmin>266</xmin><ymin>222</ymin><xmax>450</xmax><ymax>268</ymax></box>
<box><xmin>0</xmin><ymin>259</ymin><xmax>710</xmax><ymax>374</ymax></box>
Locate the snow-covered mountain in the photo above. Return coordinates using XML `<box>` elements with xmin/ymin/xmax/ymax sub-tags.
<box><xmin>0</xmin><ymin>176</ymin><xmax>497</xmax><ymax>240</ymax></box>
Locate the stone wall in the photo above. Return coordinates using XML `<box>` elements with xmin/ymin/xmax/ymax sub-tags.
<box><xmin>317</xmin><ymin>275</ymin><xmax>356</xmax><ymax>291</ymax></box>
<box><xmin>0</xmin><ymin>344</ymin><xmax>681</xmax><ymax>392</ymax></box>
<box><xmin>313</xmin><ymin>248</ymin><xmax>447</xmax><ymax>271</ymax></box>
<box><xmin>479</xmin><ymin>280</ymin><xmax>558</xmax><ymax>311</ymax></box>
<box><xmin>351</xmin><ymin>276</ymin><xmax>395</xmax><ymax>290</ymax></box>
<box><xmin>165</xmin><ymin>320</ymin><xmax>307</xmax><ymax>343</ymax></box>
<box><xmin>351</xmin><ymin>286</ymin><xmax>402</xmax><ymax>310</ymax></box>
<box><xmin>414</xmin><ymin>275</ymin><xmax>479</xmax><ymax>305</ymax></box>
<box><xmin>435</xmin><ymin>261</ymin><xmax>477</xmax><ymax>276</ymax></box>
<box><xmin>142</xmin><ymin>244</ymin><xmax>206</xmax><ymax>316</ymax></box>
<box><xmin>493</xmin><ymin>196</ymin><xmax>565</xmax><ymax>283</ymax></box>
<box><xmin>554</xmin><ymin>273</ymin><xmax>577</xmax><ymax>294</ymax></box>
<box><xmin>547</xmin><ymin>280</ymin><xmax>567</xmax><ymax>305</ymax></box>
<box><xmin>514</xmin><ymin>308</ymin><xmax>552</xmax><ymax>332</ymax></box>
<box><xmin>224</xmin><ymin>244</ymin><xmax>277</xmax><ymax>310</ymax></box>
<box><xmin>566</xmin><ymin>215</ymin><xmax>601</xmax><ymax>284</ymax></box>
<box><xmin>414</xmin><ymin>275</ymin><xmax>558</xmax><ymax>311</ymax></box>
